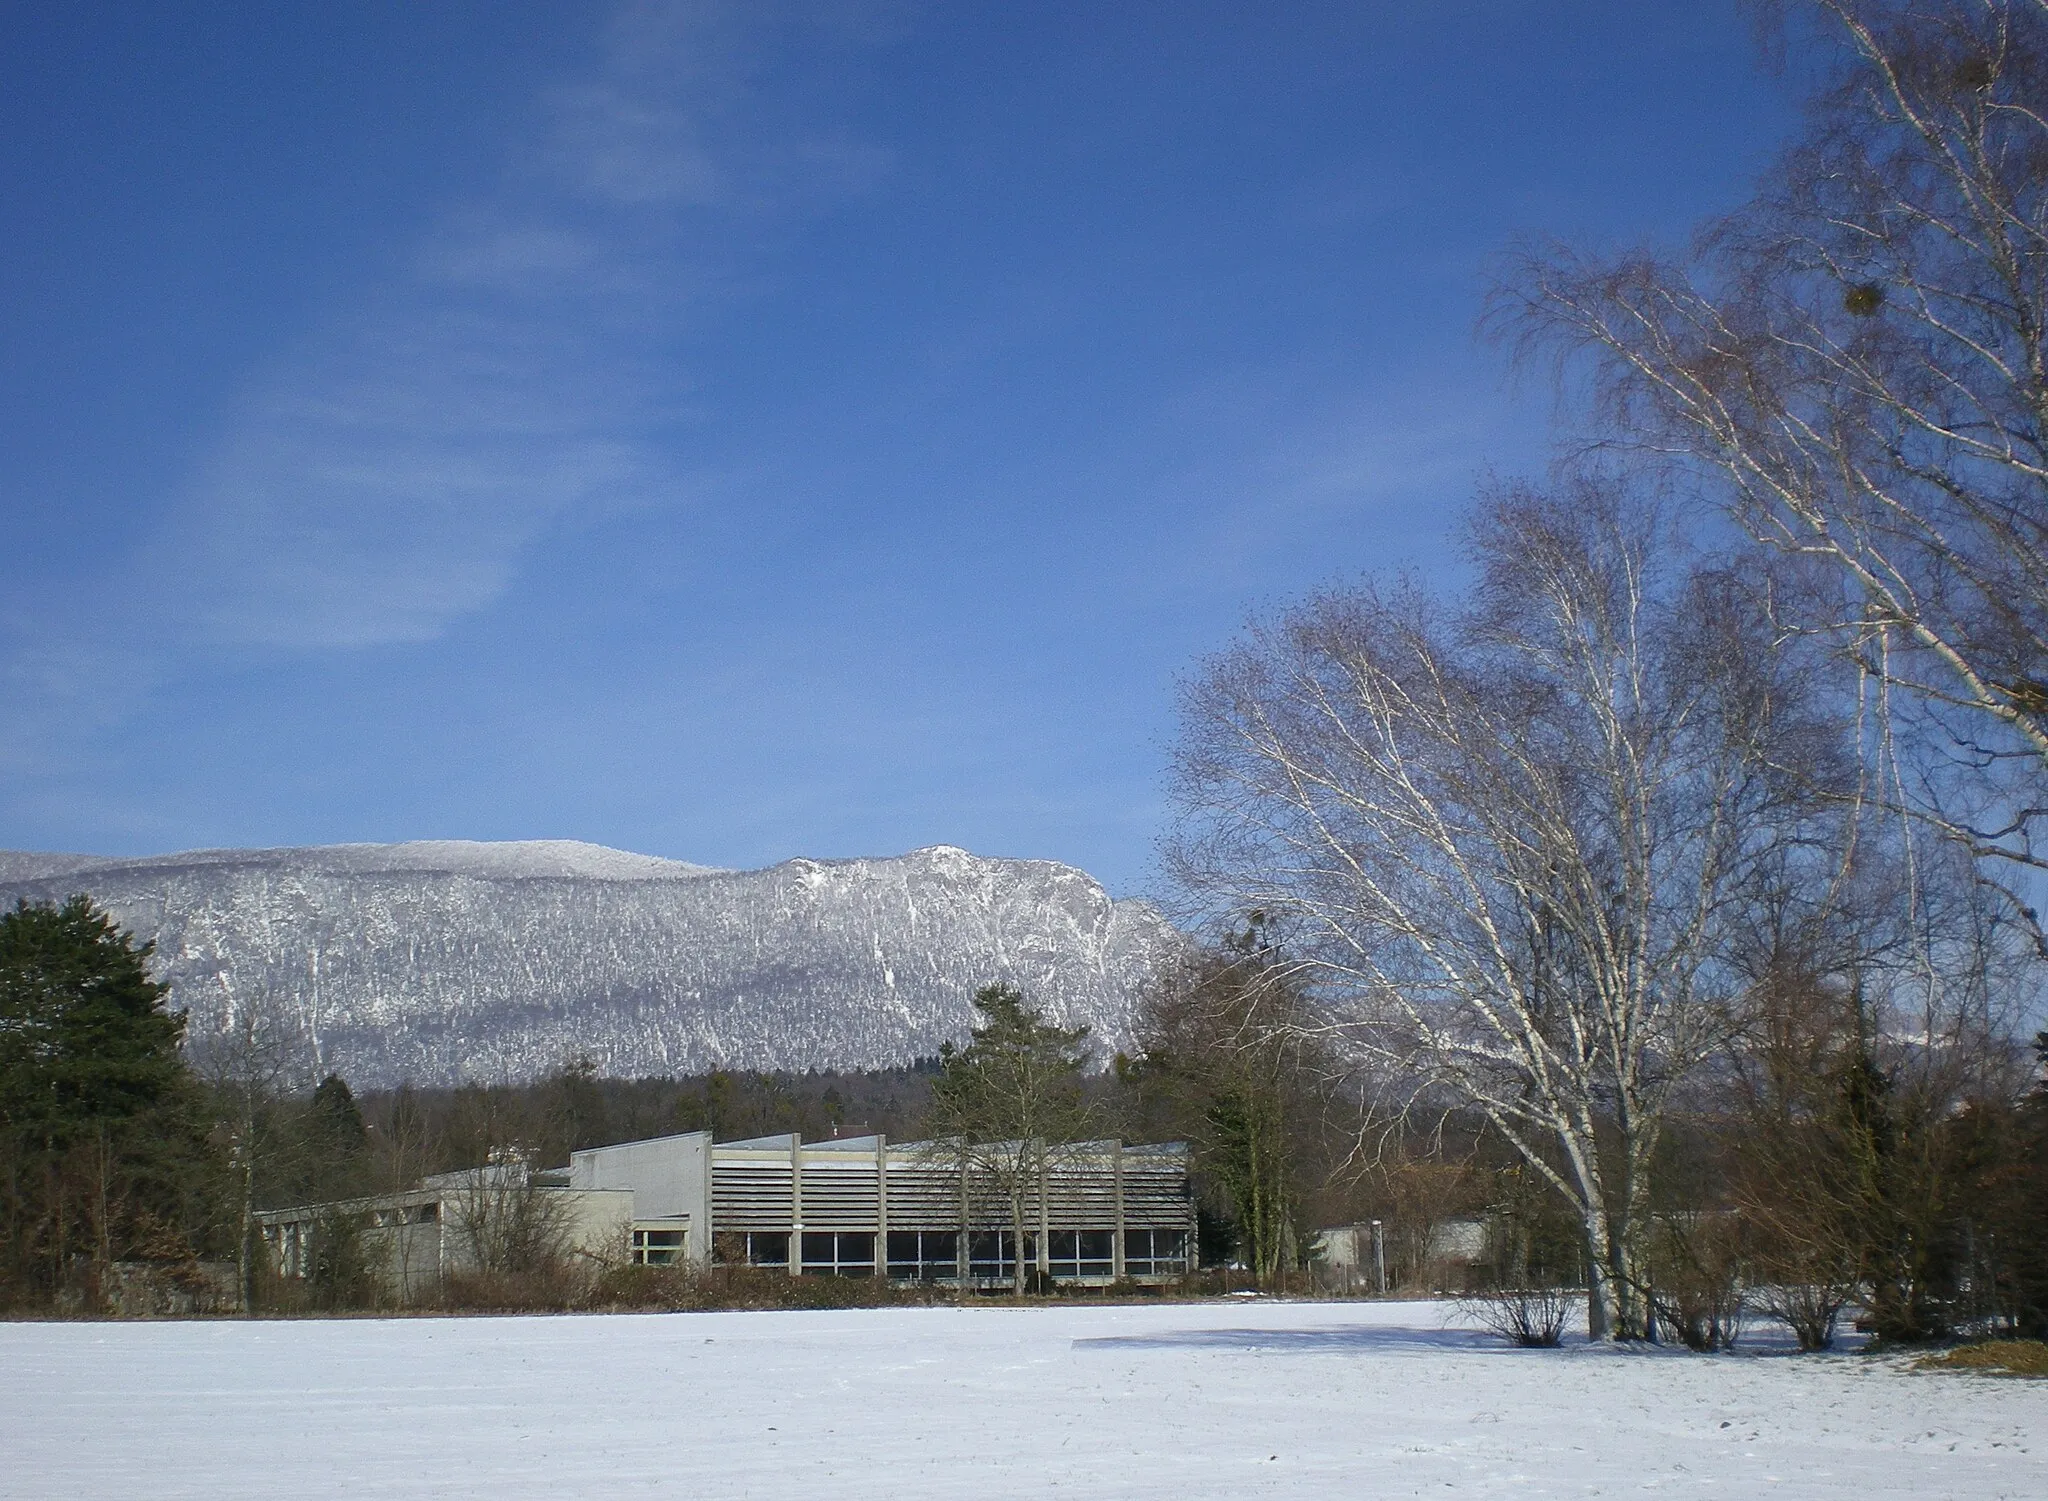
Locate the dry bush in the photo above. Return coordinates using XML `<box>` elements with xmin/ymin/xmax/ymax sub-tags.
<box><xmin>583</xmin><ymin>1262</ymin><xmax>952</xmax><ymax>1313</ymax></box>
<box><xmin>1646</xmin><ymin>1213</ymin><xmax>1746</xmax><ymax>1352</ymax></box>
<box><xmin>441</xmin><ymin>1264</ymin><xmax>587</xmax><ymax>1313</ymax></box>
<box><xmin>1460</xmin><ymin>1286</ymin><xmax>1579</xmax><ymax>1348</ymax></box>
<box><xmin>1751</xmin><ymin>1280</ymin><xmax>1852</xmax><ymax>1354</ymax></box>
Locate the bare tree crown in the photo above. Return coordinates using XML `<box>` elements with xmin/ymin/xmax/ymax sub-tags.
<box><xmin>1493</xmin><ymin>0</ymin><xmax>2048</xmax><ymax>879</ymax></box>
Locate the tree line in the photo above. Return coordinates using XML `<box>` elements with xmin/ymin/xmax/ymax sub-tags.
<box><xmin>0</xmin><ymin>920</ymin><xmax>965</xmax><ymax>1314</ymax></box>
<box><xmin>0</xmin><ymin>891</ymin><xmax>1439</xmax><ymax>1314</ymax></box>
<box><xmin>4</xmin><ymin>875</ymin><xmax>2043</xmax><ymax>1334</ymax></box>
<box><xmin>0</xmin><ymin>919</ymin><xmax>1178</xmax><ymax>1313</ymax></box>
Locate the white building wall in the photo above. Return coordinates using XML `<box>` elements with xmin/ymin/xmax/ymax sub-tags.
<box><xmin>568</xmin><ymin>1131</ymin><xmax>713</xmax><ymax>1264</ymax></box>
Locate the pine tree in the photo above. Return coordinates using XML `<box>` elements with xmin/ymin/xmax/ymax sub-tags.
<box><xmin>0</xmin><ymin>896</ymin><xmax>198</xmax><ymax>1304</ymax></box>
<box><xmin>281</xmin><ymin>1074</ymin><xmax>372</xmax><ymax>1206</ymax></box>
<box><xmin>925</xmin><ymin>984</ymin><xmax>1095</xmax><ymax>1294</ymax></box>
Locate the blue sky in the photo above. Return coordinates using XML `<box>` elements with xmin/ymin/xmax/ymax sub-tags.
<box><xmin>1</xmin><ymin>1</ymin><xmax>1798</xmax><ymax>895</ymax></box>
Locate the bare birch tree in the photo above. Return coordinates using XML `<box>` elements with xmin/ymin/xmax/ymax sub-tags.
<box><xmin>1493</xmin><ymin>0</ymin><xmax>2048</xmax><ymax>900</ymax></box>
<box><xmin>190</xmin><ymin>987</ymin><xmax>309</xmax><ymax>1311</ymax></box>
<box><xmin>1168</xmin><ymin>484</ymin><xmax>1834</xmax><ymax>1338</ymax></box>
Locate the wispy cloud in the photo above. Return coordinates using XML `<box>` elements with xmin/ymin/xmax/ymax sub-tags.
<box><xmin>1</xmin><ymin>0</ymin><xmax>886</xmax><ymax>796</ymax></box>
<box><xmin>155</xmin><ymin>0</ymin><xmax>883</xmax><ymax>651</ymax></box>
<box><xmin>169</xmin><ymin>298</ymin><xmax>666</xmax><ymax>649</ymax></box>
<box><xmin>1141</xmin><ymin>362</ymin><xmax>1541</xmax><ymax>599</ymax></box>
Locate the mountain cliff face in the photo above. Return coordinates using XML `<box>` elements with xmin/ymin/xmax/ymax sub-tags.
<box><xmin>0</xmin><ymin>841</ymin><xmax>1181</xmax><ymax>1089</ymax></box>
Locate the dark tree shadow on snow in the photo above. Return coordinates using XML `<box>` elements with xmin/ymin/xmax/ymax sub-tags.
<box><xmin>1073</xmin><ymin>1323</ymin><xmax>1499</xmax><ymax>1356</ymax></box>
<box><xmin>1073</xmin><ymin>1317</ymin><xmax>1862</xmax><ymax>1360</ymax></box>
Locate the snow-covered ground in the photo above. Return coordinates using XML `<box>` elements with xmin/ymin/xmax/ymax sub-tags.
<box><xmin>3</xmin><ymin>1299</ymin><xmax>2040</xmax><ymax>1498</ymax></box>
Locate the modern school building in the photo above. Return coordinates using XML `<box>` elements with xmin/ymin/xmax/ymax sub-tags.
<box><xmin>258</xmin><ymin>1130</ymin><xmax>1195</xmax><ymax>1300</ymax></box>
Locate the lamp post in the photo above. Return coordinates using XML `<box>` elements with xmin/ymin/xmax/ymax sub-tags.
<box><xmin>1370</xmin><ymin>1219</ymin><xmax>1386</xmax><ymax>1295</ymax></box>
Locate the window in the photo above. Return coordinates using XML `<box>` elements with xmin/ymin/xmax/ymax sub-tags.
<box><xmin>725</xmin><ymin>1231</ymin><xmax>788</xmax><ymax>1267</ymax></box>
<box><xmin>800</xmin><ymin>1231</ymin><xmax>874</xmax><ymax>1276</ymax></box>
<box><xmin>1046</xmin><ymin>1229</ymin><xmax>1116</xmax><ymax>1280</ymax></box>
<box><xmin>968</xmin><ymin>1231</ymin><xmax>1023</xmax><ymax>1281</ymax></box>
<box><xmin>1124</xmin><ymin>1228</ymin><xmax>1188</xmax><ymax>1277</ymax></box>
<box><xmin>886</xmin><ymin>1230</ymin><xmax>959</xmax><ymax>1281</ymax></box>
<box><xmin>631</xmin><ymin>1227</ymin><xmax>687</xmax><ymax>1266</ymax></box>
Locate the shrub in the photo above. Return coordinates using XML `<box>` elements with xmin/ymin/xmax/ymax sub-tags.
<box><xmin>581</xmin><ymin>1263</ymin><xmax>953</xmax><ymax>1313</ymax></box>
<box><xmin>1751</xmin><ymin>1281</ymin><xmax>1850</xmax><ymax>1353</ymax></box>
<box><xmin>1646</xmin><ymin>1215</ymin><xmax>1745</xmax><ymax>1351</ymax></box>
<box><xmin>1461</xmin><ymin>1286</ymin><xmax>1579</xmax><ymax>1347</ymax></box>
<box><xmin>442</xmin><ymin>1264</ymin><xmax>586</xmax><ymax>1313</ymax></box>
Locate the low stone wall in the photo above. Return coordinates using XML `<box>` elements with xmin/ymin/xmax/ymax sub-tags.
<box><xmin>103</xmin><ymin>1260</ymin><xmax>241</xmax><ymax>1317</ymax></box>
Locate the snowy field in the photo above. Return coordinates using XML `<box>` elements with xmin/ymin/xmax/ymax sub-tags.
<box><xmin>3</xmin><ymin>1300</ymin><xmax>2041</xmax><ymax>1499</ymax></box>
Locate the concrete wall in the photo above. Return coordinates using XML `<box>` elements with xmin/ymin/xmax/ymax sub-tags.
<box><xmin>569</xmin><ymin>1131</ymin><xmax>711</xmax><ymax>1264</ymax></box>
<box><xmin>259</xmin><ymin>1183</ymin><xmax>637</xmax><ymax>1303</ymax></box>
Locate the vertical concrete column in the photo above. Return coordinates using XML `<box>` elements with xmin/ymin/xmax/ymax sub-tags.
<box><xmin>956</xmin><ymin>1158</ymin><xmax>971</xmax><ymax>1282</ymax></box>
<box><xmin>788</xmin><ymin>1135</ymin><xmax>804</xmax><ymax>1278</ymax></box>
<box><xmin>1035</xmin><ymin>1140</ymin><xmax>1051</xmax><ymax>1277</ymax></box>
<box><xmin>874</xmin><ymin>1134</ymin><xmax>889</xmax><ymax>1278</ymax></box>
<box><xmin>694</xmin><ymin>1132</ymin><xmax>714</xmax><ymax>1268</ymax></box>
<box><xmin>1111</xmin><ymin>1139</ymin><xmax>1126</xmax><ymax>1281</ymax></box>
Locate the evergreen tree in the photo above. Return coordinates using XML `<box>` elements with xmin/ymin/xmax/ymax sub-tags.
<box><xmin>544</xmin><ymin>1055</ymin><xmax>611</xmax><ymax>1159</ymax></box>
<box><xmin>0</xmin><ymin>897</ymin><xmax>184</xmax><ymax>1131</ymax></box>
<box><xmin>1976</xmin><ymin>1033</ymin><xmax>2048</xmax><ymax>1339</ymax></box>
<box><xmin>0</xmin><ymin>896</ymin><xmax>201</xmax><ymax>1305</ymax></box>
<box><xmin>2019</xmin><ymin>1036</ymin><xmax>2048</xmax><ymax>1337</ymax></box>
<box><xmin>925</xmin><ymin>984</ymin><xmax>1095</xmax><ymax>1294</ymax></box>
<box><xmin>306</xmin><ymin>1074</ymin><xmax>370</xmax><ymax>1164</ymax></box>
<box><xmin>268</xmin><ymin>1074</ymin><xmax>372</xmax><ymax>1208</ymax></box>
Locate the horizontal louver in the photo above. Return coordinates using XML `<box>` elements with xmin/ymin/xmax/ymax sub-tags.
<box><xmin>799</xmin><ymin>1163</ymin><xmax>880</xmax><ymax>1230</ymax></box>
<box><xmin>711</xmin><ymin>1164</ymin><xmax>794</xmax><ymax>1229</ymax></box>
<box><xmin>714</xmin><ymin>1149</ymin><xmax>1192</xmax><ymax>1235</ymax></box>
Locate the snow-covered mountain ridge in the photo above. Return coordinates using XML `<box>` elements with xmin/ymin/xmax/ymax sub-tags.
<box><xmin>0</xmin><ymin>840</ymin><xmax>1182</xmax><ymax>1088</ymax></box>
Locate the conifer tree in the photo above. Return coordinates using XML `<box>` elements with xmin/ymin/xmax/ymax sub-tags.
<box><xmin>0</xmin><ymin>896</ymin><xmax>199</xmax><ymax>1304</ymax></box>
<box><xmin>925</xmin><ymin>984</ymin><xmax>1095</xmax><ymax>1294</ymax></box>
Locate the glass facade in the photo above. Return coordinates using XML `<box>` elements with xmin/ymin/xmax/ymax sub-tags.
<box><xmin>968</xmin><ymin>1230</ymin><xmax>1020</xmax><ymax>1281</ymax></box>
<box><xmin>886</xmin><ymin>1230</ymin><xmax>959</xmax><ymax>1280</ymax></box>
<box><xmin>1045</xmin><ymin>1229</ymin><xmax>1116</xmax><ymax>1280</ymax></box>
<box><xmin>718</xmin><ymin>1230</ymin><xmax>788</xmax><ymax>1267</ymax></box>
<box><xmin>704</xmin><ymin>1139</ymin><xmax>1197</xmax><ymax>1284</ymax></box>
<box><xmin>801</xmin><ymin>1231</ymin><xmax>875</xmax><ymax>1275</ymax></box>
<box><xmin>1123</xmin><ymin>1228</ymin><xmax>1189</xmax><ymax>1277</ymax></box>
